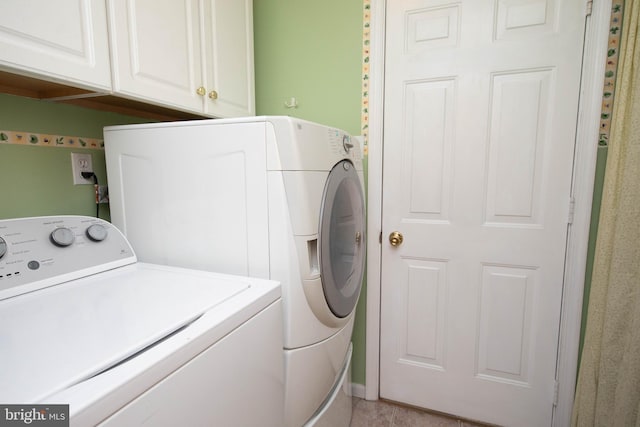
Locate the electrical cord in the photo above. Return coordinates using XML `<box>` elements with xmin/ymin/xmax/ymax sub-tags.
<box><xmin>81</xmin><ymin>172</ymin><xmax>100</xmax><ymax>218</ymax></box>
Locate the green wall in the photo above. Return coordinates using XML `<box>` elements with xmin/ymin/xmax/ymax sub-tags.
<box><xmin>253</xmin><ymin>0</ymin><xmax>367</xmax><ymax>385</ymax></box>
<box><xmin>253</xmin><ymin>0</ymin><xmax>363</xmax><ymax>136</ymax></box>
<box><xmin>578</xmin><ymin>146</ymin><xmax>608</xmax><ymax>368</ymax></box>
<box><xmin>0</xmin><ymin>93</ymin><xmax>151</xmax><ymax>221</ymax></box>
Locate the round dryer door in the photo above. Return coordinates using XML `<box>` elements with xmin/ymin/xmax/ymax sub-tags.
<box><xmin>319</xmin><ymin>159</ymin><xmax>366</xmax><ymax>318</ymax></box>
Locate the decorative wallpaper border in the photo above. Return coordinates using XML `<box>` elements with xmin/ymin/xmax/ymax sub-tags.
<box><xmin>599</xmin><ymin>0</ymin><xmax>624</xmax><ymax>147</ymax></box>
<box><xmin>0</xmin><ymin>130</ymin><xmax>104</xmax><ymax>150</ymax></box>
<box><xmin>361</xmin><ymin>0</ymin><xmax>371</xmax><ymax>155</ymax></box>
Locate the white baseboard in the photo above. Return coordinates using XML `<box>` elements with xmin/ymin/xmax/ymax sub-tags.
<box><xmin>351</xmin><ymin>383</ymin><xmax>366</xmax><ymax>399</ymax></box>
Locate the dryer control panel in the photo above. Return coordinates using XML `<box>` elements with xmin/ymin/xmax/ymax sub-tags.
<box><xmin>0</xmin><ymin>216</ymin><xmax>136</xmax><ymax>300</ymax></box>
<box><xmin>327</xmin><ymin>129</ymin><xmax>362</xmax><ymax>163</ymax></box>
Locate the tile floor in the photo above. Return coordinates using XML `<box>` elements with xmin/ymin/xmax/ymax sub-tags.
<box><xmin>350</xmin><ymin>398</ymin><xmax>491</xmax><ymax>427</ymax></box>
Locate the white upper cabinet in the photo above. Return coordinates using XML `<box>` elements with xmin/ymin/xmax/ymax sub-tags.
<box><xmin>202</xmin><ymin>0</ymin><xmax>255</xmax><ymax>117</ymax></box>
<box><xmin>0</xmin><ymin>0</ymin><xmax>111</xmax><ymax>91</ymax></box>
<box><xmin>108</xmin><ymin>0</ymin><xmax>255</xmax><ymax>117</ymax></box>
<box><xmin>107</xmin><ymin>0</ymin><xmax>204</xmax><ymax>113</ymax></box>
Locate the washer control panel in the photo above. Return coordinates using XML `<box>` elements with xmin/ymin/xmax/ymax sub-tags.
<box><xmin>0</xmin><ymin>216</ymin><xmax>136</xmax><ymax>300</ymax></box>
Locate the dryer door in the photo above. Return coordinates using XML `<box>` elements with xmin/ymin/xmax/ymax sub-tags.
<box><xmin>319</xmin><ymin>160</ymin><xmax>366</xmax><ymax>318</ymax></box>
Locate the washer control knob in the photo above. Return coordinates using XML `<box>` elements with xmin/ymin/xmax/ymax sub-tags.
<box><xmin>86</xmin><ymin>224</ymin><xmax>108</xmax><ymax>242</ymax></box>
<box><xmin>0</xmin><ymin>237</ymin><xmax>6</xmax><ymax>259</ymax></box>
<box><xmin>50</xmin><ymin>227</ymin><xmax>75</xmax><ymax>247</ymax></box>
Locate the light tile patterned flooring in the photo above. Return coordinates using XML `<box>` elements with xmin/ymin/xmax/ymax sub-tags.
<box><xmin>350</xmin><ymin>398</ymin><xmax>491</xmax><ymax>427</ymax></box>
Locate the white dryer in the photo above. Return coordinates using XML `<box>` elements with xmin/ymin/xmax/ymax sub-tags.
<box><xmin>105</xmin><ymin>116</ymin><xmax>366</xmax><ymax>427</ymax></box>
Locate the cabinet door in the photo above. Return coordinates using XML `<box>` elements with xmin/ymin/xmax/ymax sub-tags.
<box><xmin>0</xmin><ymin>0</ymin><xmax>111</xmax><ymax>91</ymax></box>
<box><xmin>202</xmin><ymin>0</ymin><xmax>255</xmax><ymax>117</ymax></box>
<box><xmin>108</xmin><ymin>0</ymin><xmax>204</xmax><ymax>113</ymax></box>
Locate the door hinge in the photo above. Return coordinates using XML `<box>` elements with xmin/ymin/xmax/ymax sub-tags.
<box><xmin>553</xmin><ymin>380</ymin><xmax>560</xmax><ymax>406</ymax></box>
<box><xmin>379</xmin><ymin>231</ymin><xmax>383</xmax><ymax>244</ymax></box>
<box><xmin>568</xmin><ymin>197</ymin><xmax>576</xmax><ymax>225</ymax></box>
<box><xmin>586</xmin><ymin>0</ymin><xmax>593</xmax><ymax>16</ymax></box>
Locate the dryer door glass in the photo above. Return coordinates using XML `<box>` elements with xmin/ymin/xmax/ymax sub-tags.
<box><xmin>319</xmin><ymin>160</ymin><xmax>366</xmax><ymax>318</ymax></box>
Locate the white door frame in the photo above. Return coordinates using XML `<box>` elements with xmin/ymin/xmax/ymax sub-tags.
<box><xmin>365</xmin><ymin>1</ymin><xmax>612</xmax><ymax>425</ymax></box>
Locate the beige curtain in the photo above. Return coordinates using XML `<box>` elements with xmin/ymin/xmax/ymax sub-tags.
<box><xmin>572</xmin><ymin>1</ymin><xmax>640</xmax><ymax>426</ymax></box>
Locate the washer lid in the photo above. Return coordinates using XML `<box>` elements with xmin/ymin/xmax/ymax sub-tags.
<box><xmin>0</xmin><ymin>263</ymin><xmax>250</xmax><ymax>403</ymax></box>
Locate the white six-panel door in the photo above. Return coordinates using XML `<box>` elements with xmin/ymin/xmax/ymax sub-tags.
<box><xmin>379</xmin><ymin>1</ymin><xmax>586</xmax><ymax>425</ymax></box>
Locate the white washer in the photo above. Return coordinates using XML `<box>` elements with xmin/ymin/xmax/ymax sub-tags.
<box><xmin>0</xmin><ymin>216</ymin><xmax>283</xmax><ymax>426</ymax></box>
<box><xmin>104</xmin><ymin>116</ymin><xmax>366</xmax><ymax>427</ymax></box>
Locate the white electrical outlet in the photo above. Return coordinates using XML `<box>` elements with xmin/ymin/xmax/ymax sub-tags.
<box><xmin>71</xmin><ymin>152</ymin><xmax>94</xmax><ymax>185</ymax></box>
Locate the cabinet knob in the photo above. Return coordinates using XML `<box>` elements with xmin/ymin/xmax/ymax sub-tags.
<box><xmin>208</xmin><ymin>90</ymin><xmax>218</xmax><ymax>100</ymax></box>
<box><xmin>196</xmin><ymin>86</ymin><xmax>206</xmax><ymax>96</ymax></box>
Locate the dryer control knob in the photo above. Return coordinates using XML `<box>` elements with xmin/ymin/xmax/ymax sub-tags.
<box><xmin>50</xmin><ymin>227</ymin><xmax>75</xmax><ymax>247</ymax></box>
<box><xmin>86</xmin><ymin>224</ymin><xmax>108</xmax><ymax>242</ymax></box>
<box><xmin>343</xmin><ymin>135</ymin><xmax>354</xmax><ymax>153</ymax></box>
<box><xmin>0</xmin><ymin>237</ymin><xmax>7</xmax><ymax>259</ymax></box>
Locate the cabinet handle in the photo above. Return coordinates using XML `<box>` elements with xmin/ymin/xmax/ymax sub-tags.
<box><xmin>196</xmin><ymin>86</ymin><xmax>206</xmax><ymax>96</ymax></box>
<box><xmin>209</xmin><ymin>90</ymin><xmax>218</xmax><ymax>100</ymax></box>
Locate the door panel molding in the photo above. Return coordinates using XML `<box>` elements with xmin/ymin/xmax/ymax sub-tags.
<box><xmin>365</xmin><ymin>1</ymin><xmax>611</xmax><ymax>425</ymax></box>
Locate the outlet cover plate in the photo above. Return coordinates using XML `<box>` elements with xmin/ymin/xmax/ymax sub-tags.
<box><xmin>71</xmin><ymin>152</ymin><xmax>93</xmax><ymax>185</ymax></box>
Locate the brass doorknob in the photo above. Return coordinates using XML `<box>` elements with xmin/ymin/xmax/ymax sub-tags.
<box><xmin>389</xmin><ymin>231</ymin><xmax>403</xmax><ymax>247</ymax></box>
<box><xmin>196</xmin><ymin>86</ymin><xmax>206</xmax><ymax>96</ymax></box>
<box><xmin>209</xmin><ymin>90</ymin><xmax>218</xmax><ymax>100</ymax></box>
